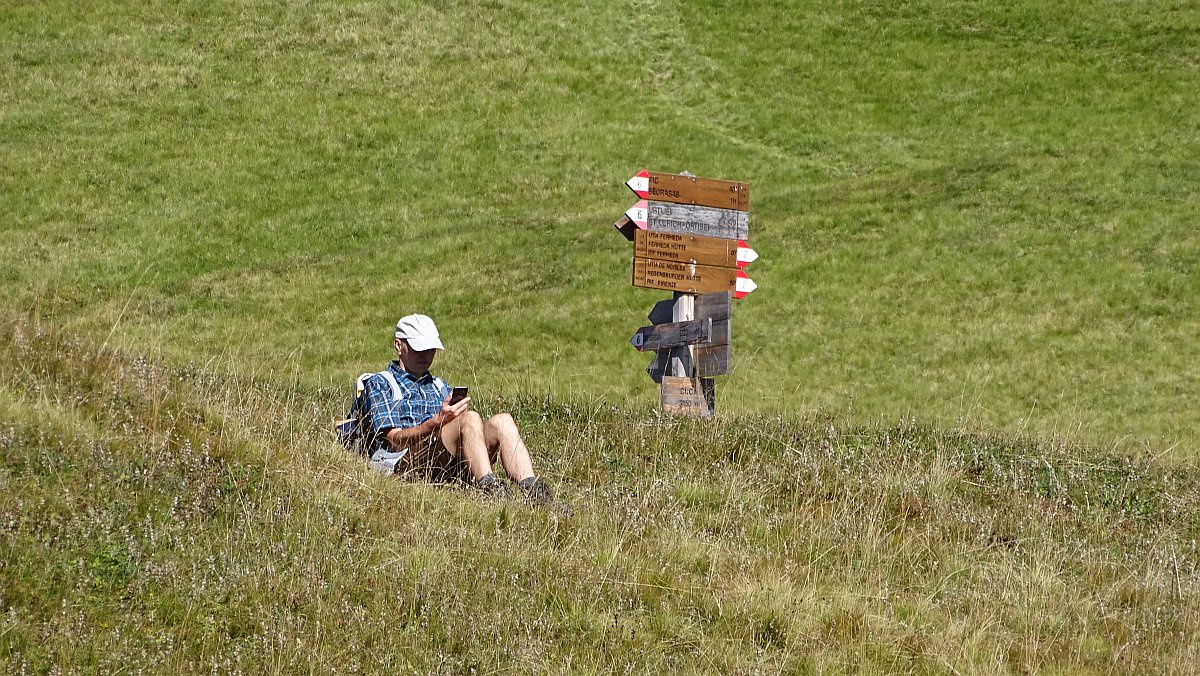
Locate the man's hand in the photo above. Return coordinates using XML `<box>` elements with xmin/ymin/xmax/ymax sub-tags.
<box><xmin>384</xmin><ymin>394</ymin><xmax>474</xmax><ymax>452</ymax></box>
<box><xmin>429</xmin><ymin>394</ymin><xmax>471</xmax><ymax>429</ymax></box>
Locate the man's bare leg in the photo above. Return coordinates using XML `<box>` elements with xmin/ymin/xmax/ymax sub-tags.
<box><xmin>483</xmin><ymin>413</ymin><xmax>570</xmax><ymax>513</ymax></box>
<box><xmin>437</xmin><ymin>411</ymin><xmax>493</xmax><ymax>481</ymax></box>
<box><xmin>483</xmin><ymin>413</ymin><xmax>534</xmax><ymax>482</ymax></box>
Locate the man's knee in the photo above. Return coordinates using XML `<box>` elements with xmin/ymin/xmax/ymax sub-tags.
<box><xmin>442</xmin><ymin>410</ymin><xmax>484</xmax><ymax>441</ymax></box>
<box><xmin>457</xmin><ymin>410</ymin><xmax>485</xmax><ymax>438</ymax></box>
<box><xmin>485</xmin><ymin>412</ymin><xmax>516</xmax><ymax>432</ymax></box>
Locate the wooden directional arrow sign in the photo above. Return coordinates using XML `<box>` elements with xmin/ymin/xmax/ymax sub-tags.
<box><xmin>633</xmin><ymin>258</ymin><xmax>757</xmax><ymax>298</ymax></box>
<box><xmin>630</xmin><ymin>318</ymin><xmax>712</xmax><ymax>352</ymax></box>
<box><xmin>625</xmin><ymin>200</ymin><xmax>749</xmax><ymax>241</ymax></box>
<box><xmin>695</xmin><ymin>290</ymin><xmax>732</xmax><ymax>322</ymax></box>
<box><xmin>647</xmin><ymin>291</ymin><xmax>731</xmax><ymax>325</ymax></box>
<box><xmin>634</xmin><ymin>230</ymin><xmax>757</xmax><ymax>269</ymax></box>
<box><xmin>648</xmin><ymin>344</ymin><xmax>731</xmax><ymax>380</ymax></box>
<box><xmin>627</xmin><ymin>170</ymin><xmax>749</xmax><ymax>211</ymax></box>
<box><xmin>612</xmin><ymin>214</ymin><xmax>638</xmax><ymax>242</ymax></box>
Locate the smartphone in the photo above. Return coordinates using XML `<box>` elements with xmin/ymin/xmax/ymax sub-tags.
<box><xmin>450</xmin><ymin>386</ymin><xmax>469</xmax><ymax>404</ymax></box>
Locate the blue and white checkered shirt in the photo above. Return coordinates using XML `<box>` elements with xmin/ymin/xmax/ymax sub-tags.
<box><xmin>365</xmin><ymin>361</ymin><xmax>451</xmax><ymax>434</ymax></box>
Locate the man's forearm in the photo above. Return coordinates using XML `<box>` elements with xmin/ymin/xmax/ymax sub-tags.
<box><xmin>386</xmin><ymin>419</ymin><xmax>437</xmax><ymax>450</ymax></box>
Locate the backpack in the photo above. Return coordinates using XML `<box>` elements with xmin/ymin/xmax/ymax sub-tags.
<box><xmin>334</xmin><ymin>370</ymin><xmax>403</xmax><ymax>455</ymax></box>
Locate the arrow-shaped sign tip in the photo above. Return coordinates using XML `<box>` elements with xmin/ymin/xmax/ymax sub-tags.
<box><xmin>626</xmin><ymin>170</ymin><xmax>650</xmax><ymax>198</ymax></box>
<box><xmin>734</xmin><ymin>271</ymin><xmax>757</xmax><ymax>299</ymax></box>
<box><xmin>736</xmin><ymin>242</ymin><xmax>758</xmax><ymax>268</ymax></box>
<box><xmin>624</xmin><ymin>200</ymin><xmax>648</xmax><ymax>228</ymax></box>
<box><xmin>629</xmin><ymin>327</ymin><xmax>647</xmax><ymax>351</ymax></box>
<box><xmin>613</xmin><ymin>214</ymin><xmax>637</xmax><ymax>241</ymax></box>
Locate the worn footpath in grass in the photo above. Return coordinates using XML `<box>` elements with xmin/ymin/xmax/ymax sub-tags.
<box><xmin>3</xmin><ymin>316</ymin><xmax>1199</xmax><ymax>672</ymax></box>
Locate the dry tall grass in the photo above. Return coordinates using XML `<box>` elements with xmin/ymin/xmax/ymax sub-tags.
<box><xmin>3</xmin><ymin>315</ymin><xmax>1197</xmax><ymax>672</ymax></box>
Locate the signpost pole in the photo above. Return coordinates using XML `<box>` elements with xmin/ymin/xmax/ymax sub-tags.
<box><xmin>669</xmin><ymin>292</ymin><xmax>694</xmax><ymax>377</ymax></box>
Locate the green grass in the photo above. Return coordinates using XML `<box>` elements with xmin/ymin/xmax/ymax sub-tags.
<box><xmin>3</xmin><ymin>0</ymin><xmax>1200</xmax><ymax>670</ymax></box>
<box><xmin>3</xmin><ymin>0</ymin><xmax>1198</xmax><ymax>450</ymax></box>
<box><xmin>3</xmin><ymin>317</ymin><xmax>1199</xmax><ymax>672</ymax></box>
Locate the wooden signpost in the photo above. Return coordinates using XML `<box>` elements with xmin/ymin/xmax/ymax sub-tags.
<box><xmin>613</xmin><ymin>170</ymin><xmax>756</xmax><ymax>418</ymax></box>
<box><xmin>633</xmin><ymin>258</ymin><xmax>757</xmax><ymax>298</ymax></box>
<box><xmin>626</xmin><ymin>170</ymin><xmax>750</xmax><ymax>211</ymax></box>
<box><xmin>625</xmin><ymin>200</ymin><xmax>750</xmax><ymax>241</ymax></box>
<box><xmin>630</xmin><ymin>318</ymin><xmax>712</xmax><ymax>352</ymax></box>
<box><xmin>633</xmin><ymin>230</ymin><xmax>757</xmax><ymax>269</ymax></box>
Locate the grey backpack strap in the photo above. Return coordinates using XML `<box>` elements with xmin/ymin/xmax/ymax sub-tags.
<box><xmin>367</xmin><ymin>370</ymin><xmax>407</xmax><ymax>476</ymax></box>
<box><xmin>377</xmin><ymin>370</ymin><xmax>403</xmax><ymax>402</ymax></box>
<box><xmin>356</xmin><ymin>371</ymin><xmax>403</xmax><ymax>406</ymax></box>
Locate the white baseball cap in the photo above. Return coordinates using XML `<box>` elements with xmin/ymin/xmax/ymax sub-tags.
<box><xmin>394</xmin><ymin>314</ymin><xmax>444</xmax><ymax>351</ymax></box>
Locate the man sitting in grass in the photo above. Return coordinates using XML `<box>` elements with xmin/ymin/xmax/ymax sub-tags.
<box><xmin>363</xmin><ymin>313</ymin><xmax>569</xmax><ymax>512</ymax></box>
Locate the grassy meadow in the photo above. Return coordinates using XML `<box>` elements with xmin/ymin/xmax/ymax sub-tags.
<box><xmin>3</xmin><ymin>0</ymin><xmax>1200</xmax><ymax>671</ymax></box>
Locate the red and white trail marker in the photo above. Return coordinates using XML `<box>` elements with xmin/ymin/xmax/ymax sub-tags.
<box><xmin>624</xmin><ymin>200</ymin><xmax>649</xmax><ymax>229</ymax></box>
<box><xmin>736</xmin><ymin>241</ymin><xmax>758</xmax><ymax>267</ymax></box>
<box><xmin>734</xmin><ymin>270</ymin><xmax>757</xmax><ymax>299</ymax></box>
<box><xmin>626</xmin><ymin>170</ymin><xmax>651</xmax><ymax>198</ymax></box>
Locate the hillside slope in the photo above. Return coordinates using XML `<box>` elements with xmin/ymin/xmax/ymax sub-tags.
<box><xmin>3</xmin><ymin>1</ymin><xmax>1200</xmax><ymax>669</ymax></box>
<box><xmin>3</xmin><ymin>316</ymin><xmax>1199</xmax><ymax>672</ymax></box>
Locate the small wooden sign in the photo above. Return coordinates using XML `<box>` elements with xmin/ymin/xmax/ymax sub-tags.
<box><xmin>661</xmin><ymin>376</ymin><xmax>715</xmax><ymax>417</ymax></box>
<box><xmin>695</xmin><ymin>291</ymin><xmax>732</xmax><ymax>323</ymax></box>
<box><xmin>706</xmin><ymin>318</ymin><xmax>731</xmax><ymax>347</ymax></box>
<box><xmin>630</xmin><ymin>318</ymin><xmax>712</xmax><ymax>352</ymax></box>
<box><xmin>626</xmin><ymin>200</ymin><xmax>749</xmax><ymax>241</ymax></box>
<box><xmin>627</xmin><ymin>170</ymin><xmax>750</xmax><ymax>211</ymax></box>
<box><xmin>634</xmin><ymin>230</ymin><xmax>757</xmax><ymax>269</ymax></box>
<box><xmin>633</xmin><ymin>258</ymin><xmax>756</xmax><ymax>298</ymax></box>
<box><xmin>646</xmin><ymin>350</ymin><xmax>669</xmax><ymax>383</ymax></box>
<box><xmin>647</xmin><ymin>291</ymin><xmax>731</xmax><ymax>325</ymax></box>
<box><xmin>633</xmin><ymin>257</ymin><xmax>738</xmax><ymax>295</ymax></box>
<box><xmin>647</xmin><ymin>344</ymin><xmax>731</xmax><ymax>380</ymax></box>
<box><xmin>648</xmin><ymin>336</ymin><xmax>729</xmax><ymax>379</ymax></box>
<box><xmin>647</xmin><ymin>298</ymin><xmax>676</xmax><ymax>325</ymax></box>
<box><xmin>693</xmin><ymin>344</ymin><xmax>732</xmax><ymax>377</ymax></box>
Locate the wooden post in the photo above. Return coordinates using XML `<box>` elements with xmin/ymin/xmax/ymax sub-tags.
<box><xmin>658</xmin><ymin>291</ymin><xmax>716</xmax><ymax>417</ymax></box>
<box><xmin>669</xmin><ymin>292</ymin><xmax>694</xmax><ymax>377</ymax></box>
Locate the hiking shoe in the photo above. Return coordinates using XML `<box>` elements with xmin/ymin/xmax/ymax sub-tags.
<box><xmin>520</xmin><ymin>477</ymin><xmax>574</xmax><ymax>516</ymax></box>
<box><xmin>473</xmin><ymin>472</ymin><xmax>511</xmax><ymax>500</ymax></box>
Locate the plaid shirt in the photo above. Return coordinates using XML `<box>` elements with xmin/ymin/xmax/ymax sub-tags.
<box><xmin>365</xmin><ymin>361</ymin><xmax>451</xmax><ymax>434</ymax></box>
